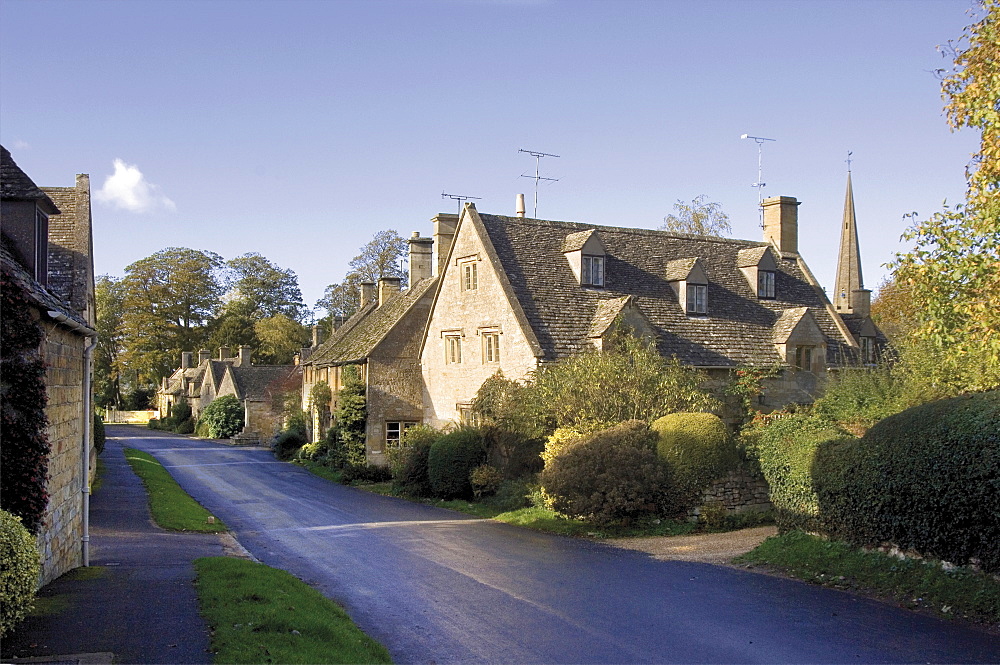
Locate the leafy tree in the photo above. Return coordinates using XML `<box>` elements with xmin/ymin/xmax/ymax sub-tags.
<box><xmin>889</xmin><ymin>1</ymin><xmax>1000</xmax><ymax>392</ymax></box>
<box><xmin>869</xmin><ymin>277</ymin><xmax>921</xmax><ymax>344</ymax></box>
<box><xmin>525</xmin><ymin>326</ymin><xmax>718</xmax><ymax>432</ymax></box>
<box><xmin>119</xmin><ymin>247</ymin><xmax>224</xmax><ymax>384</ymax></box>
<box><xmin>254</xmin><ymin>315</ymin><xmax>310</xmax><ymax>365</ymax></box>
<box><xmin>660</xmin><ymin>195</ymin><xmax>732</xmax><ymax>237</ymax></box>
<box><xmin>315</xmin><ymin>230</ymin><xmax>407</xmax><ymax>324</ymax></box>
<box><xmin>94</xmin><ymin>275</ymin><xmax>125</xmax><ymax>408</ymax></box>
<box><xmin>209</xmin><ymin>299</ymin><xmax>258</xmax><ymax>352</ymax></box>
<box><xmin>224</xmin><ymin>253</ymin><xmax>305</xmax><ymax>321</ymax></box>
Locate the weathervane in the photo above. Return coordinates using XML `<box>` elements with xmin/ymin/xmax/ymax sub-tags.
<box><xmin>846</xmin><ymin>151</ymin><xmax>854</xmax><ymax>173</ymax></box>
<box><xmin>518</xmin><ymin>148</ymin><xmax>560</xmax><ymax>218</ymax></box>
<box><xmin>741</xmin><ymin>134</ymin><xmax>776</xmax><ymax>227</ymax></box>
<box><xmin>441</xmin><ymin>191</ymin><xmax>481</xmax><ymax>216</ymax></box>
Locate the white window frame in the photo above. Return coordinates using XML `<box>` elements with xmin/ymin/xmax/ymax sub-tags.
<box><xmin>482</xmin><ymin>331</ymin><xmax>500</xmax><ymax>363</ymax></box>
<box><xmin>445</xmin><ymin>334</ymin><xmax>462</xmax><ymax>364</ymax></box>
<box><xmin>581</xmin><ymin>255</ymin><xmax>605</xmax><ymax>287</ymax></box>
<box><xmin>386</xmin><ymin>421</ymin><xmax>418</xmax><ymax>447</ymax></box>
<box><xmin>461</xmin><ymin>260</ymin><xmax>478</xmax><ymax>291</ymax></box>
<box><xmin>686</xmin><ymin>283</ymin><xmax>707</xmax><ymax>314</ymax></box>
<box><xmin>757</xmin><ymin>270</ymin><xmax>776</xmax><ymax>299</ymax></box>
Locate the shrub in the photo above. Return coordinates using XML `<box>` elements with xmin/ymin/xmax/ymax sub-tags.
<box><xmin>341</xmin><ymin>463</ymin><xmax>393</xmax><ymax>484</ymax></box>
<box><xmin>428</xmin><ymin>428</ymin><xmax>486</xmax><ymax>499</ymax></box>
<box><xmin>541</xmin><ymin>427</ymin><xmax>584</xmax><ymax>468</ymax></box>
<box><xmin>812</xmin><ymin>366</ymin><xmax>907</xmax><ymax>436</ymax></box>
<box><xmin>740</xmin><ymin>411</ymin><xmax>851</xmax><ymax>533</ymax></box>
<box><xmin>0</xmin><ymin>509</ymin><xmax>41</xmax><ymax>637</ymax></box>
<box><xmin>484</xmin><ymin>478</ymin><xmax>534</xmax><ymax>512</ymax></box>
<box><xmin>197</xmin><ymin>395</ymin><xmax>245</xmax><ymax>439</ymax></box>
<box><xmin>388</xmin><ymin>425</ymin><xmax>439</xmax><ymax>497</ymax></box>
<box><xmin>814</xmin><ymin>391</ymin><xmax>1000</xmax><ymax>572</ymax></box>
<box><xmin>171</xmin><ymin>398</ymin><xmax>192</xmax><ymax>425</ymax></box>
<box><xmin>652</xmin><ymin>412</ymin><xmax>739</xmax><ymax>510</ymax></box>
<box><xmin>1</xmin><ymin>266</ymin><xmax>50</xmax><ymax>534</ymax></box>
<box><xmin>93</xmin><ymin>412</ymin><xmax>106</xmax><ymax>455</ymax></box>
<box><xmin>539</xmin><ymin>420</ymin><xmax>676</xmax><ymax>526</ymax></box>
<box><xmin>470</xmin><ymin>464</ymin><xmax>503</xmax><ymax>499</ymax></box>
<box><xmin>175</xmin><ymin>418</ymin><xmax>195</xmax><ymax>435</ymax></box>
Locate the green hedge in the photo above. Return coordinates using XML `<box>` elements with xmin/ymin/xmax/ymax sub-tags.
<box><xmin>741</xmin><ymin>412</ymin><xmax>852</xmax><ymax>533</ymax></box>
<box><xmin>197</xmin><ymin>395</ymin><xmax>245</xmax><ymax>439</ymax></box>
<box><xmin>539</xmin><ymin>420</ymin><xmax>675</xmax><ymax>526</ymax></box>
<box><xmin>815</xmin><ymin>391</ymin><xmax>999</xmax><ymax>572</ymax></box>
<box><xmin>427</xmin><ymin>428</ymin><xmax>486</xmax><ymax>500</ymax></box>
<box><xmin>0</xmin><ymin>509</ymin><xmax>40</xmax><ymax>637</ymax></box>
<box><xmin>651</xmin><ymin>412</ymin><xmax>738</xmax><ymax>509</ymax></box>
<box><xmin>387</xmin><ymin>425</ymin><xmax>440</xmax><ymax>497</ymax></box>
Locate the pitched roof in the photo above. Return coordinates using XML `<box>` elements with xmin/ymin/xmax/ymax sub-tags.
<box><xmin>230</xmin><ymin>365</ymin><xmax>300</xmax><ymax>400</ymax></box>
<box><xmin>306</xmin><ymin>276</ymin><xmax>439</xmax><ymax>367</ymax></box>
<box><xmin>1</xmin><ymin>146</ymin><xmax>60</xmax><ymax>214</ymax></box>
<box><xmin>474</xmin><ymin>211</ymin><xmax>855</xmax><ymax>367</ymax></box>
<box><xmin>0</xmin><ymin>245</ymin><xmax>92</xmax><ymax>334</ymax></box>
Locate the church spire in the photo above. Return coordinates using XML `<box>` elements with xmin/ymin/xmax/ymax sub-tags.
<box><xmin>833</xmin><ymin>168</ymin><xmax>866</xmax><ymax>314</ymax></box>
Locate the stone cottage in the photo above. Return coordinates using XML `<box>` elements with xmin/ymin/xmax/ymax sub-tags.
<box><xmin>1</xmin><ymin>145</ymin><xmax>97</xmax><ymax>585</ymax></box>
<box><xmin>420</xmin><ymin>190</ymin><xmax>883</xmax><ymax>428</ymax></box>
<box><xmin>158</xmin><ymin>346</ymin><xmax>300</xmax><ymax>442</ymax></box>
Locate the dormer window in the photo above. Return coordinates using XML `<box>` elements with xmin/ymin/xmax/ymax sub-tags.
<box><xmin>666</xmin><ymin>257</ymin><xmax>709</xmax><ymax>316</ymax></box>
<box><xmin>563</xmin><ymin>229</ymin><xmax>608</xmax><ymax>288</ymax></box>
<box><xmin>686</xmin><ymin>284</ymin><xmax>707</xmax><ymax>314</ymax></box>
<box><xmin>738</xmin><ymin>246</ymin><xmax>779</xmax><ymax>300</ymax></box>
<box><xmin>582</xmin><ymin>255</ymin><xmax>605</xmax><ymax>287</ymax></box>
<box><xmin>758</xmin><ymin>270</ymin><xmax>776</xmax><ymax>298</ymax></box>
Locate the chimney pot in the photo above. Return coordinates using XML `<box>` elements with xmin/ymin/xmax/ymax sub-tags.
<box><xmin>516</xmin><ymin>193</ymin><xmax>526</xmax><ymax>218</ymax></box>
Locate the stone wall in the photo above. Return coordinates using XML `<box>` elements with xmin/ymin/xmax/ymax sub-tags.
<box><xmin>37</xmin><ymin>321</ymin><xmax>92</xmax><ymax>586</ymax></box>
<box><xmin>692</xmin><ymin>469</ymin><xmax>772</xmax><ymax>520</ymax></box>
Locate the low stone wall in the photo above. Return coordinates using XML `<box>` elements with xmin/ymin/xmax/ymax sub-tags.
<box><xmin>104</xmin><ymin>409</ymin><xmax>158</xmax><ymax>424</ymax></box>
<box><xmin>692</xmin><ymin>469</ymin><xmax>772</xmax><ymax>520</ymax></box>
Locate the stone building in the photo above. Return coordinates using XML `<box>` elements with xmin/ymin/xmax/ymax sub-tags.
<box><xmin>158</xmin><ymin>346</ymin><xmax>300</xmax><ymax>442</ymax></box>
<box><xmin>420</xmin><ymin>193</ymin><xmax>882</xmax><ymax>428</ymax></box>
<box><xmin>1</xmin><ymin>145</ymin><xmax>97</xmax><ymax>585</ymax></box>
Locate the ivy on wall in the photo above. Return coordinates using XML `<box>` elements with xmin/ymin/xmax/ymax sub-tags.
<box><xmin>0</xmin><ymin>264</ymin><xmax>51</xmax><ymax>534</ymax></box>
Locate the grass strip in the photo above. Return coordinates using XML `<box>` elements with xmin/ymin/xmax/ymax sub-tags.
<box><xmin>735</xmin><ymin>530</ymin><xmax>1000</xmax><ymax>626</ymax></box>
<box><xmin>123</xmin><ymin>447</ymin><xmax>226</xmax><ymax>532</ymax></box>
<box><xmin>194</xmin><ymin>557</ymin><xmax>392</xmax><ymax>664</ymax></box>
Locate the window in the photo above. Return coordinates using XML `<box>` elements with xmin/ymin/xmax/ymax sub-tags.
<box><xmin>757</xmin><ymin>270</ymin><xmax>776</xmax><ymax>298</ymax></box>
<box><xmin>462</xmin><ymin>261</ymin><xmax>478</xmax><ymax>291</ymax></box>
<box><xmin>795</xmin><ymin>345</ymin><xmax>814</xmax><ymax>371</ymax></box>
<box><xmin>445</xmin><ymin>334</ymin><xmax>462</xmax><ymax>364</ymax></box>
<box><xmin>581</xmin><ymin>255</ymin><xmax>605</xmax><ymax>287</ymax></box>
<box><xmin>860</xmin><ymin>336</ymin><xmax>875</xmax><ymax>364</ymax></box>
<box><xmin>386</xmin><ymin>421</ymin><xmax>418</xmax><ymax>447</ymax></box>
<box><xmin>686</xmin><ymin>284</ymin><xmax>707</xmax><ymax>314</ymax></box>
<box><xmin>457</xmin><ymin>403</ymin><xmax>479</xmax><ymax>426</ymax></box>
<box><xmin>483</xmin><ymin>332</ymin><xmax>500</xmax><ymax>363</ymax></box>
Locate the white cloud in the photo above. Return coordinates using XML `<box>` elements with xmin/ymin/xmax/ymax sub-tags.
<box><xmin>96</xmin><ymin>158</ymin><xmax>175</xmax><ymax>213</ymax></box>
<box><xmin>13</xmin><ymin>140</ymin><xmax>31</xmax><ymax>151</ymax></box>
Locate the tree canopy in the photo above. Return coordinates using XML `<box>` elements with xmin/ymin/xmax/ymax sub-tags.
<box><xmin>660</xmin><ymin>195</ymin><xmax>732</xmax><ymax>237</ymax></box>
<box><xmin>315</xmin><ymin>229</ymin><xmax>407</xmax><ymax>325</ymax></box>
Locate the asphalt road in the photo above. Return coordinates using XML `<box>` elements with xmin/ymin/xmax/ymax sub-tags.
<box><xmin>117</xmin><ymin>427</ymin><xmax>999</xmax><ymax>664</ymax></box>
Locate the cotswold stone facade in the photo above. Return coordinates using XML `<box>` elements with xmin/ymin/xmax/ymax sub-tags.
<box><xmin>2</xmin><ymin>146</ymin><xmax>97</xmax><ymax>586</ymax></box>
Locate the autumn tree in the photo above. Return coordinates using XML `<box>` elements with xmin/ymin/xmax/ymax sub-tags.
<box><xmin>660</xmin><ymin>195</ymin><xmax>732</xmax><ymax>237</ymax></box>
<box><xmin>316</xmin><ymin>230</ymin><xmax>407</xmax><ymax>326</ymax></box>
<box><xmin>889</xmin><ymin>0</ymin><xmax>1000</xmax><ymax>392</ymax></box>
<box><xmin>254</xmin><ymin>314</ymin><xmax>310</xmax><ymax>365</ymax></box>
<box><xmin>119</xmin><ymin>247</ymin><xmax>224</xmax><ymax>384</ymax></box>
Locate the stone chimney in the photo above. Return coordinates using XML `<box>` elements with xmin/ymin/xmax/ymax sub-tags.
<box><xmin>360</xmin><ymin>282</ymin><xmax>376</xmax><ymax>308</ymax></box>
<box><xmin>312</xmin><ymin>325</ymin><xmax>323</xmax><ymax>348</ymax></box>
<box><xmin>238</xmin><ymin>345</ymin><xmax>252</xmax><ymax>366</ymax></box>
<box><xmin>332</xmin><ymin>315</ymin><xmax>345</xmax><ymax>331</ymax></box>
<box><xmin>516</xmin><ymin>193</ymin><xmax>526</xmax><ymax>218</ymax></box>
<box><xmin>409</xmin><ymin>232</ymin><xmax>434</xmax><ymax>284</ymax></box>
<box><xmin>218</xmin><ymin>346</ymin><xmax>231</xmax><ymax>360</ymax></box>
<box><xmin>851</xmin><ymin>288</ymin><xmax>872</xmax><ymax>318</ymax></box>
<box><xmin>378</xmin><ymin>276</ymin><xmax>401</xmax><ymax>307</ymax></box>
<box><xmin>181</xmin><ymin>351</ymin><xmax>193</xmax><ymax>369</ymax></box>
<box><xmin>762</xmin><ymin>196</ymin><xmax>800</xmax><ymax>254</ymax></box>
<box><xmin>431</xmin><ymin>213</ymin><xmax>459</xmax><ymax>277</ymax></box>
<box><xmin>198</xmin><ymin>349</ymin><xmax>211</xmax><ymax>364</ymax></box>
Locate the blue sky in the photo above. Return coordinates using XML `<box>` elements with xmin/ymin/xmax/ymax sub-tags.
<box><xmin>1</xmin><ymin>0</ymin><xmax>980</xmax><ymax>314</ymax></box>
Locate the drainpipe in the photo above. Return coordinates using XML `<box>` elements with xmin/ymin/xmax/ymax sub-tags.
<box><xmin>49</xmin><ymin>311</ymin><xmax>98</xmax><ymax>567</ymax></box>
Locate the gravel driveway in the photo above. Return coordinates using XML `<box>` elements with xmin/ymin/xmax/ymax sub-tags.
<box><xmin>603</xmin><ymin>525</ymin><xmax>778</xmax><ymax>564</ymax></box>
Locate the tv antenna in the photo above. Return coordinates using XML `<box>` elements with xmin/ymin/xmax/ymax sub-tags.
<box><xmin>518</xmin><ymin>148</ymin><xmax>559</xmax><ymax>218</ymax></box>
<box><xmin>741</xmin><ymin>134</ymin><xmax>776</xmax><ymax>227</ymax></box>
<box><xmin>441</xmin><ymin>191</ymin><xmax>481</xmax><ymax>216</ymax></box>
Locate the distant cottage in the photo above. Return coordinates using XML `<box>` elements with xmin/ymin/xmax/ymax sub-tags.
<box><xmin>303</xmin><ymin>184</ymin><xmax>883</xmax><ymax>464</ymax></box>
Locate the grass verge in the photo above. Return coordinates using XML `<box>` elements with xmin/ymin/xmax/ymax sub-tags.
<box><xmin>735</xmin><ymin>530</ymin><xmax>1000</xmax><ymax>626</ymax></box>
<box><xmin>123</xmin><ymin>447</ymin><xmax>226</xmax><ymax>532</ymax></box>
<box><xmin>194</xmin><ymin>557</ymin><xmax>392</xmax><ymax>664</ymax></box>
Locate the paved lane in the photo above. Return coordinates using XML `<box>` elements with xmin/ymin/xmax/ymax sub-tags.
<box><xmin>117</xmin><ymin>428</ymin><xmax>999</xmax><ymax>664</ymax></box>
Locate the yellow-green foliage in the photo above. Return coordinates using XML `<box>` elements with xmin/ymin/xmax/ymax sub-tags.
<box><xmin>541</xmin><ymin>427</ymin><xmax>584</xmax><ymax>468</ymax></box>
<box><xmin>469</xmin><ymin>464</ymin><xmax>503</xmax><ymax>499</ymax></box>
<box><xmin>0</xmin><ymin>509</ymin><xmax>41</xmax><ymax>637</ymax></box>
<box><xmin>651</xmin><ymin>412</ymin><xmax>737</xmax><ymax>507</ymax></box>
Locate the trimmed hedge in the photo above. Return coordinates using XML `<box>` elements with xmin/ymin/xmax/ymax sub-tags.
<box><xmin>0</xmin><ymin>509</ymin><xmax>41</xmax><ymax>637</ymax></box>
<box><xmin>741</xmin><ymin>412</ymin><xmax>852</xmax><ymax>533</ymax></box>
<box><xmin>651</xmin><ymin>412</ymin><xmax>738</xmax><ymax>509</ymax></box>
<box><xmin>539</xmin><ymin>420</ymin><xmax>676</xmax><ymax>526</ymax></box>
<box><xmin>814</xmin><ymin>391</ymin><xmax>999</xmax><ymax>572</ymax></box>
<box><xmin>427</xmin><ymin>428</ymin><xmax>486</xmax><ymax>500</ymax></box>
